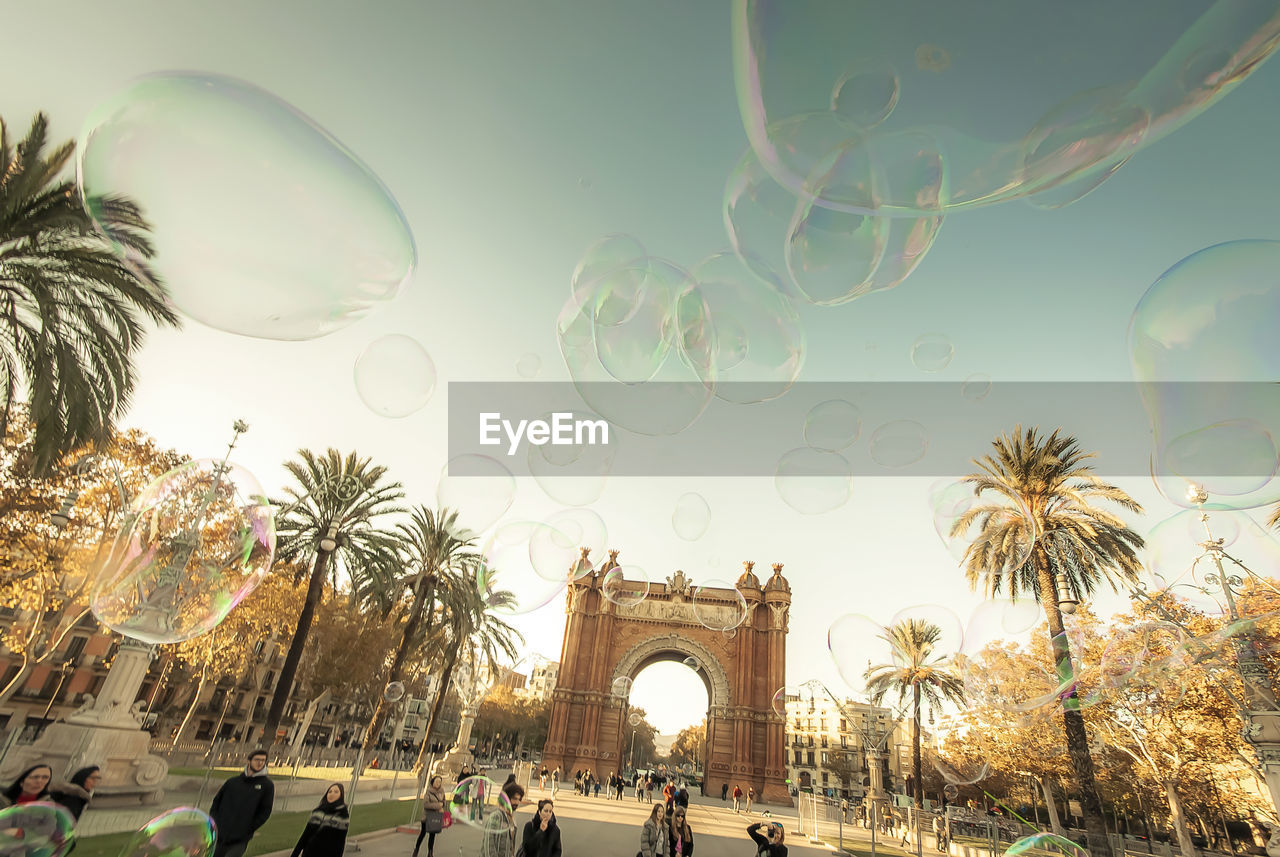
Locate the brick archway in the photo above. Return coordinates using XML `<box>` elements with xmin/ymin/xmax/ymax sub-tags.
<box><xmin>541</xmin><ymin>553</ymin><xmax>792</xmax><ymax>805</ymax></box>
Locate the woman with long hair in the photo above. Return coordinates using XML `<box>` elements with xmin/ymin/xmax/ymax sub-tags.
<box><xmin>746</xmin><ymin>821</ymin><xmax>787</xmax><ymax>857</ymax></box>
<box><xmin>668</xmin><ymin>804</ymin><xmax>694</xmax><ymax>856</ymax></box>
<box><xmin>519</xmin><ymin>799</ymin><xmax>561</xmax><ymax>857</ymax></box>
<box><xmin>0</xmin><ymin>765</ymin><xmax>52</xmax><ymax>808</ymax></box>
<box><xmin>413</xmin><ymin>775</ymin><xmax>446</xmax><ymax>857</ymax></box>
<box><xmin>49</xmin><ymin>766</ymin><xmax>100</xmax><ymax>821</ymax></box>
<box><xmin>640</xmin><ymin>803</ymin><xmax>668</xmax><ymax>857</ymax></box>
<box><xmin>289</xmin><ymin>783</ymin><xmax>349</xmax><ymax>857</ymax></box>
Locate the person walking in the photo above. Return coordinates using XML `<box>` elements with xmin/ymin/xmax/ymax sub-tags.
<box><xmin>209</xmin><ymin>750</ymin><xmax>275</xmax><ymax>857</ymax></box>
<box><xmin>520</xmin><ymin>799</ymin><xmax>562</xmax><ymax>857</ymax></box>
<box><xmin>0</xmin><ymin>765</ymin><xmax>52</xmax><ymax>807</ymax></box>
<box><xmin>289</xmin><ymin>783</ymin><xmax>349</xmax><ymax>857</ymax></box>
<box><xmin>732</xmin><ymin>785</ymin><xmax>743</xmax><ymax>814</ymax></box>
<box><xmin>675</xmin><ymin>786</ymin><xmax>688</xmax><ymax>811</ymax></box>
<box><xmin>479</xmin><ymin>782</ymin><xmax>524</xmax><ymax>857</ymax></box>
<box><xmin>747</xmin><ymin>822</ymin><xmax>787</xmax><ymax>857</ymax></box>
<box><xmin>49</xmin><ymin>766</ymin><xmax>100</xmax><ymax>821</ymax></box>
<box><xmin>413</xmin><ymin>775</ymin><xmax>446</xmax><ymax>857</ymax></box>
<box><xmin>721</xmin><ymin>783</ymin><xmax>729</xmax><ymax>802</ymax></box>
<box><xmin>640</xmin><ymin>803</ymin><xmax>668</xmax><ymax>857</ymax></box>
<box><xmin>538</xmin><ymin>768</ymin><xmax>548</xmax><ymax>791</ymax></box>
<box><xmin>635</xmin><ymin>774</ymin><xmax>645</xmax><ymax>803</ymax></box>
<box><xmin>615</xmin><ymin>774</ymin><xmax>625</xmax><ymax>801</ymax></box>
<box><xmin>550</xmin><ymin>767</ymin><xmax>560</xmax><ymax>798</ymax></box>
<box><xmin>746</xmin><ymin>787</ymin><xmax>755</xmax><ymax>814</ymax></box>
<box><xmin>668</xmin><ymin>805</ymin><xmax>694</xmax><ymax>857</ymax></box>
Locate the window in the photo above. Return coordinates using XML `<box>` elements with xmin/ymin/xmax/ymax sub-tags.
<box><xmin>806</xmin><ymin>751</ymin><xmax>815</xmax><ymax>766</ymax></box>
<box><xmin>840</xmin><ymin>719</ymin><xmax>847</xmax><ymax>732</ymax></box>
<box><xmin>794</xmin><ymin>750</ymin><xmax>802</xmax><ymax>765</ymax></box>
<box><xmin>821</xmin><ymin>736</ymin><xmax>828</xmax><ymax>748</ymax></box>
<box><xmin>64</xmin><ymin>636</ymin><xmax>88</xmax><ymax>661</ymax></box>
<box><xmin>821</xmin><ymin>772</ymin><xmax>829</xmax><ymax>785</ymax></box>
<box><xmin>840</xmin><ymin>736</ymin><xmax>848</xmax><ymax>748</ymax></box>
<box><xmin>822</xmin><ymin>753</ymin><xmax>829</xmax><ymax>764</ymax></box>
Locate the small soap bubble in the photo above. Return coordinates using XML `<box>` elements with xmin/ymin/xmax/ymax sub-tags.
<box><xmin>603</xmin><ymin>566</ymin><xmax>650</xmax><ymax>608</ymax></box>
<box><xmin>775</xmin><ymin>448</ymin><xmax>854</xmax><ymax>515</ymax></box>
<box><xmin>516</xmin><ymin>353</ymin><xmax>542</xmax><ymax>379</ymax></box>
<box><xmin>942</xmin><ymin>784</ymin><xmax>959</xmax><ymax>801</ymax></box>
<box><xmin>869</xmin><ymin>421</ymin><xmax>928</xmax><ymax>467</ymax></box>
<box><xmin>384</xmin><ymin>681</ymin><xmax>406</xmax><ymax>703</ymax></box>
<box><xmin>961</xmin><ymin>374</ymin><xmax>991</xmax><ymax>401</ymax></box>
<box><xmin>611</xmin><ymin>676</ymin><xmax>634</xmax><ymax>697</ymax></box>
<box><xmin>354</xmin><ymin>335</ymin><xmax>436</xmax><ymax>418</ymax></box>
<box><xmin>672</xmin><ymin>493</ymin><xmax>712</xmax><ymax>541</ymax></box>
<box><xmin>629</xmin><ymin>712</ymin><xmax>643</xmax><ymax>726</ymax></box>
<box><xmin>803</xmin><ymin>400</ymin><xmax>861</xmax><ymax>452</ymax></box>
<box><xmin>911</xmin><ymin>333</ymin><xmax>953</xmax><ymax>372</ymax></box>
<box><xmin>436</xmin><ymin>456</ymin><xmax>516</xmax><ymax>534</ymax></box>
<box><xmin>0</xmin><ymin>804</ymin><xmax>75</xmax><ymax>857</ymax></box>
<box><xmin>1005</xmin><ymin>834</ymin><xmax>1087</xmax><ymax>857</ymax></box>
<box><xmin>693</xmin><ymin>580</ymin><xmax>749</xmax><ymax>633</ymax></box>
<box><xmin>448</xmin><ymin>776</ymin><xmax>511</xmax><ymax>829</ymax></box>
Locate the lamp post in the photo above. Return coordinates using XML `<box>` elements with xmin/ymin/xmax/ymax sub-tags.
<box><xmin>36</xmin><ymin>660</ymin><xmax>75</xmax><ymax>738</ymax></box>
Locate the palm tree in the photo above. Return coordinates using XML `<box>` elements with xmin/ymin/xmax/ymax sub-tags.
<box><xmin>864</xmin><ymin>618</ymin><xmax>965</xmax><ymax>808</ymax></box>
<box><xmin>953</xmin><ymin>426</ymin><xmax>1144</xmax><ymax>857</ymax></box>
<box><xmin>1</xmin><ymin>113</ymin><xmax>180</xmax><ymax>473</ymax></box>
<box><xmin>363</xmin><ymin>506</ymin><xmax>481</xmax><ymax>754</ymax></box>
<box><xmin>1268</xmin><ymin>503</ymin><xmax>1278</xmax><ymax>531</ymax></box>
<box><xmin>260</xmin><ymin>449</ymin><xmax>406</xmax><ymax>744</ymax></box>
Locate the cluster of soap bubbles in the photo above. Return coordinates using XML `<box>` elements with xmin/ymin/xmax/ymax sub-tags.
<box><xmin>0</xmin><ymin>803</ymin><xmax>76</xmax><ymax>857</ymax></box>
<box><xmin>78</xmin><ymin>73</ymin><xmax>415</xmax><ymax>341</ymax></box>
<box><xmin>1129</xmin><ymin>240</ymin><xmax>1280</xmax><ymax>512</ymax></box>
<box><xmin>91</xmin><ymin>458</ymin><xmax>276</xmax><ymax>645</ymax></box>
<box><xmin>558</xmin><ymin>236</ymin><xmax>805</xmax><ymax>438</ymax></box>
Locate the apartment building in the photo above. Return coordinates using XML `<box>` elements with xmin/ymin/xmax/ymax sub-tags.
<box><xmin>783</xmin><ymin>691</ymin><xmax>909</xmax><ymax>801</ymax></box>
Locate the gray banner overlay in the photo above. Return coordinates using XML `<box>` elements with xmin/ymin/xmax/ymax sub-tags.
<box><xmin>446</xmin><ymin>382</ymin><xmax>1278</xmax><ymax>478</ymax></box>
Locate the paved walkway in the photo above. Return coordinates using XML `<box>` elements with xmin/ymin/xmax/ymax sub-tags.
<box><xmin>338</xmin><ymin>786</ymin><xmax>839</xmax><ymax>857</ymax></box>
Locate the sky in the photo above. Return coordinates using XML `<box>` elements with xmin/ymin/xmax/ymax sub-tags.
<box><xmin>4</xmin><ymin>2</ymin><xmax>1280</xmax><ymax>736</ymax></box>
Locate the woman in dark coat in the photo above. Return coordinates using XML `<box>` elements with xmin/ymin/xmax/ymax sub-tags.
<box><xmin>520</xmin><ymin>799</ymin><xmax>562</xmax><ymax>857</ymax></box>
<box><xmin>0</xmin><ymin>765</ymin><xmax>52</xmax><ymax>808</ymax></box>
<box><xmin>290</xmin><ymin>783</ymin><xmax>349</xmax><ymax>857</ymax></box>
<box><xmin>747</xmin><ymin>821</ymin><xmax>787</xmax><ymax>857</ymax></box>
<box><xmin>50</xmin><ymin>767</ymin><xmax>101</xmax><ymax>821</ymax></box>
<box><xmin>668</xmin><ymin>804</ymin><xmax>694</xmax><ymax>856</ymax></box>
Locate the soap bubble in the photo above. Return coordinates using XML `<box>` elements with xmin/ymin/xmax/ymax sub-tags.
<box><xmin>961</xmin><ymin>374</ymin><xmax>991</xmax><ymax>402</ymax></box>
<box><xmin>1143</xmin><ymin>508</ymin><xmax>1280</xmax><ymax>615</ymax></box>
<box><xmin>436</xmin><ymin>456</ymin><xmax>516</xmax><ymax>534</ymax></box>
<box><xmin>942</xmin><ymin>784</ymin><xmax>959</xmax><ymax>801</ymax></box>
<box><xmin>775</xmin><ymin>448</ymin><xmax>854</xmax><ymax>515</ymax></box>
<box><xmin>887</xmin><ymin>604</ymin><xmax>964</xmax><ymax>665</ymax></box>
<box><xmin>960</xmin><ymin>601</ymin><xmax>1044</xmax><ymax>658</ymax></box>
<box><xmin>933</xmin><ymin>757</ymin><xmax>991</xmax><ymax>786</ymax></box>
<box><xmin>571</xmin><ymin>234</ymin><xmax>649</xmax><ymax>310</ymax></box>
<box><xmin>603</xmin><ymin>565</ymin><xmax>650</xmax><ymax>608</ymax></box>
<box><xmin>77</xmin><ymin>73</ymin><xmax>415</xmax><ymax>340</ymax></box>
<box><xmin>771</xmin><ymin>685</ymin><xmax>804</xmax><ymax>717</ymax></box>
<box><xmin>1128</xmin><ymin>240</ymin><xmax>1280</xmax><ymax>510</ymax></box>
<box><xmin>828</xmin><ymin>613</ymin><xmax>889</xmax><ymax>694</ymax></box>
<box><xmin>831</xmin><ymin>66</ymin><xmax>900</xmax><ymax>128</ymax></box>
<box><xmin>448</xmin><ymin>776</ymin><xmax>511</xmax><ymax>829</ymax></box>
<box><xmin>384</xmin><ymin>681</ymin><xmax>406</xmax><ymax>703</ymax></box>
<box><xmin>353</xmin><ymin>335</ymin><xmax>436</xmax><ymax>418</ymax></box>
<box><xmin>92</xmin><ymin>458</ymin><xmax>274</xmax><ymax>645</ymax></box>
<box><xmin>529</xmin><ymin>509</ymin><xmax>609</xmax><ymax>582</ymax></box>
<box><xmin>693</xmin><ymin>580</ymin><xmax>749</xmax><ymax>632</ymax></box>
<box><xmin>733</xmin><ymin>2</ymin><xmax>1280</xmax><ymax>213</ymax></box>
<box><xmin>1005</xmin><ymin>833</ymin><xmax>1087</xmax><ymax>857</ymax></box>
<box><xmin>629</xmin><ymin>712</ymin><xmax>643</xmax><ymax>727</ymax></box>
<box><xmin>929</xmin><ymin>479</ymin><xmax>1037</xmax><ymax>575</ymax></box>
<box><xmin>121</xmin><ymin>807</ymin><xmax>216</xmax><ymax>857</ymax></box>
<box><xmin>911</xmin><ymin>334</ymin><xmax>953</xmax><ymax>372</ymax></box>
<box><xmin>480</xmin><ymin>525</ymin><xmax>567</xmax><ymax>617</ymax></box>
<box><xmin>673</xmin><ymin>493</ymin><xmax>712</xmax><ymax>541</ymax></box>
<box><xmin>516</xmin><ymin>354</ymin><xmax>542</xmax><ymax>379</ymax></box>
<box><xmin>612</xmin><ymin>676</ymin><xmax>634</xmax><ymax>697</ymax></box>
<box><xmin>869</xmin><ymin>420</ymin><xmax>928</xmax><ymax>467</ymax></box>
<box><xmin>0</xmin><ymin>804</ymin><xmax>75</xmax><ymax>857</ymax></box>
<box><xmin>804</xmin><ymin>400</ymin><xmax>861</xmax><ymax>451</ymax></box>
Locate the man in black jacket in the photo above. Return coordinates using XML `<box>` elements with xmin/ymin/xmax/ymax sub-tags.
<box><xmin>210</xmin><ymin>750</ymin><xmax>275</xmax><ymax>857</ymax></box>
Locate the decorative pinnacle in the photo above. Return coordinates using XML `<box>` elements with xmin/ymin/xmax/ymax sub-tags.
<box><xmin>609</xmin><ymin>549</ymin><xmax>620</xmax><ymax>559</ymax></box>
<box><xmin>772</xmin><ymin>563</ymin><xmax>784</xmax><ymax>574</ymax></box>
<box><xmin>579</xmin><ymin>547</ymin><xmax>591</xmax><ymax>558</ymax></box>
<box><xmin>743</xmin><ymin>560</ymin><xmax>755</xmax><ymax>573</ymax></box>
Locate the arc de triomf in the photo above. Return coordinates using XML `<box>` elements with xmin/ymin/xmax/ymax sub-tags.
<box><xmin>541</xmin><ymin>551</ymin><xmax>792</xmax><ymax>805</ymax></box>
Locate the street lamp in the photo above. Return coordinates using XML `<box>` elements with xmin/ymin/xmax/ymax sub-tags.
<box><xmin>37</xmin><ymin>659</ymin><xmax>76</xmax><ymax>738</ymax></box>
<box><xmin>318</xmin><ymin>524</ymin><xmax>339</xmax><ymax>553</ymax></box>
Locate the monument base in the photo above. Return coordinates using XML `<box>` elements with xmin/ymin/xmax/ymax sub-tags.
<box><xmin>0</xmin><ymin>720</ymin><xmax>169</xmax><ymax>805</ymax></box>
<box><xmin>432</xmin><ymin>745</ymin><xmax>474</xmax><ymax>782</ymax></box>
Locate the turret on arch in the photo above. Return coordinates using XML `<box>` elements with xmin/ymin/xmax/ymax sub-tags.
<box><xmin>541</xmin><ymin>554</ymin><xmax>792</xmax><ymax>805</ymax></box>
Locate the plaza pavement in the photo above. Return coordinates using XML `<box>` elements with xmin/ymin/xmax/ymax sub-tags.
<box><xmin>330</xmin><ymin>784</ymin><xmax>844</xmax><ymax>857</ymax></box>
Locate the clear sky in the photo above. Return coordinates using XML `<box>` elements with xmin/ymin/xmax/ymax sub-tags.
<box><xmin>4</xmin><ymin>2</ymin><xmax>1279</xmax><ymax>736</ymax></box>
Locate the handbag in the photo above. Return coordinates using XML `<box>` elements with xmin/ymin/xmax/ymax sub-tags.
<box><xmin>424</xmin><ymin>810</ymin><xmax>444</xmax><ymax>833</ymax></box>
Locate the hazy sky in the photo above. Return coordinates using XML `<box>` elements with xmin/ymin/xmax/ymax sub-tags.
<box><xmin>5</xmin><ymin>2</ymin><xmax>1279</xmax><ymax>734</ymax></box>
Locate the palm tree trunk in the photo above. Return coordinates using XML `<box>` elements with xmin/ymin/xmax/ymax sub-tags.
<box><xmin>1165</xmin><ymin>780</ymin><xmax>1197</xmax><ymax>857</ymax></box>
<box><xmin>363</xmin><ymin>573</ymin><xmax>434</xmax><ymax>765</ymax></box>
<box><xmin>413</xmin><ymin>651</ymin><xmax>458</xmax><ymax>782</ymax></box>
<box><xmin>1036</xmin><ymin>553</ymin><xmax>1110</xmax><ymax>857</ymax></box>
<box><xmin>912</xmin><ymin>683</ymin><xmax>923</xmax><ymax>809</ymax></box>
<box><xmin>1040</xmin><ymin>778</ymin><xmax>1065</xmax><ymax>835</ymax></box>
<box><xmin>262</xmin><ymin>549</ymin><xmax>331</xmax><ymax>744</ymax></box>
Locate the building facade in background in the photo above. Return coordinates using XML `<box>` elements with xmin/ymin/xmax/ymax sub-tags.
<box><xmin>783</xmin><ymin>692</ymin><xmax>908</xmax><ymax>801</ymax></box>
<box><xmin>522</xmin><ymin>661</ymin><xmax>559</xmax><ymax>701</ymax></box>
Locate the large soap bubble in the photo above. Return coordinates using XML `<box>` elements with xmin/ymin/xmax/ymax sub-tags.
<box><xmin>436</xmin><ymin>455</ymin><xmax>517</xmax><ymax>534</ymax></box>
<box><xmin>0</xmin><ymin>804</ymin><xmax>75</xmax><ymax>857</ymax></box>
<box><xmin>353</xmin><ymin>335</ymin><xmax>436</xmax><ymax>418</ymax></box>
<box><xmin>448</xmin><ymin>776</ymin><xmax>511</xmax><ymax>829</ymax></box>
<box><xmin>120</xmin><ymin>807</ymin><xmax>216</xmax><ymax>857</ymax></box>
<box><xmin>929</xmin><ymin>479</ymin><xmax>1037</xmax><ymax>575</ymax></box>
<box><xmin>77</xmin><ymin>73</ymin><xmax>416</xmax><ymax>340</ymax></box>
<box><xmin>480</xmin><ymin>524</ymin><xmax>567</xmax><ymax>617</ymax></box>
<box><xmin>1143</xmin><ymin>508</ymin><xmax>1280</xmax><ymax>615</ymax></box>
<box><xmin>92</xmin><ymin>458</ymin><xmax>275</xmax><ymax>644</ymax></box>
<box><xmin>692</xmin><ymin>580</ymin><xmax>749</xmax><ymax>632</ymax></box>
<box><xmin>733</xmin><ymin>1</ymin><xmax>1280</xmax><ymax>214</ymax></box>
<box><xmin>1128</xmin><ymin>240</ymin><xmax>1280</xmax><ymax>510</ymax></box>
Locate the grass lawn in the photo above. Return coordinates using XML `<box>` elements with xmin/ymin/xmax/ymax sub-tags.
<box><xmin>72</xmin><ymin>799</ymin><xmax>413</xmax><ymax>857</ymax></box>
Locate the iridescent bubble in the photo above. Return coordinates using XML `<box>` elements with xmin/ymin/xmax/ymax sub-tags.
<box><xmin>828</xmin><ymin>613</ymin><xmax>889</xmax><ymax>694</ymax></box>
<box><xmin>961</xmin><ymin>374</ymin><xmax>991</xmax><ymax>401</ymax></box>
<box><xmin>91</xmin><ymin>458</ymin><xmax>274</xmax><ymax>645</ymax></box>
<box><xmin>732</xmin><ymin>2</ymin><xmax>1280</xmax><ymax>213</ymax></box>
<box><xmin>481</xmin><ymin>525</ymin><xmax>567</xmax><ymax>617</ymax></box>
<box><xmin>1005</xmin><ymin>833</ymin><xmax>1087</xmax><ymax>857</ymax></box>
<box><xmin>570</xmin><ymin>233</ymin><xmax>648</xmax><ymax>310</ymax></box>
<box><xmin>831</xmin><ymin>66</ymin><xmax>900</xmax><ymax>128</ymax></box>
<box><xmin>929</xmin><ymin>479</ymin><xmax>1037</xmax><ymax>575</ymax></box>
<box><xmin>529</xmin><ymin>508</ymin><xmax>609</xmax><ymax>583</ymax></box>
<box><xmin>526</xmin><ymin>412</ymin><xmax>616</xmax><ymax>507</ymax></box>
<box><xmin>0</xmin><ymin>804</ymin><xmax>75</xmax><ymax>857</ymax></box>
<box><xmin>436</xmin><ymin>456</ymin><xmax>516</xmax><ymax>534</ymax></box>
<box><xmin>353</xmin><ymin>335</ymin><xmax>436</xmax><ymax>418</ymax></box>
<box><xmin>942</xmin><ymin>784</ymin><xmax>959</xmax><ymax>801</ymax></box>
<box><xmin>960</xmin><ymin>601</ymin><xmax>1043</xmax><ymax>659</ymax></box>
<box><xmin>603</xmin><ymin>565</ymin><xmax>650</xmax><ymax>608</ymax></box>
<box><xmin>1143</xmin><ymin>508</ymin><xmax>1280</xmax><ymax>615</ymax></box>
<box><xmin>869</xmin><ymin>420</ymin><xmax>928</xmax><ymax>467</ymax></box>
<box><xmin>629</xmin><ymin>712</ymin><xmax>643</xmax><ymax>727</ymax></box>
<box><xmin>1129</xmin><ymin>240</ymin><xmax>1280</xmax><ymax>510</ymax></box>
<box><xmin>448</xmin><ymin>776</ymin><xmax>511</xmax><ymax>829</ymax></box>
<box><xmin>804</xmin><ymin>400</ymin><xmax>861</xmax><ymax>451</ymax></box>
<box><xmin>692</xmin><ymin>580</ymin><xmax>749</xmax><ymax>633</ymax></box>
<box><xmin>775</xmin><ymin>448</ymin><xmax>854</xmax><ymax>515</ymax></box>
<box><xmin>683</xmin><ymin>253</ymin><xmax>805</xmax><ymax>403</ymax></box>
<box><xmin>384</xmin><ymin>681</ymin><xmax>406</xmax><ymax>703</ymax></box>
<box><xmin>933</xmin><ymin>757</ymin><xmax>990</xmax><ymax>786</ymax></box>
<box><xmin>724</xmin><ymin>148</ymin><xmax>803</xmax><ymax>299</ymax></box>
<box><xmin>611</xmin><ymin>676</ymin><xmax>634</xmax><ymax>698</ymax></box>
<box><xmin>77</xmin><ymin>73</ymin><xmax>415</xmax><ymax>340</ymax></box>
<box><xmin>888</xmin><ymin>604</ymin><xmax>964</xmax><ymax>665</ymax></box>
<box><xmin>911</xmin><ymin>334</ymin><xmax>953</xmax><ymax>372</ymax></box>
<box><xmin>516</xmin><ymin>354</ymin><xmax>542</xmax><ymax>379</ymax></box>
<box><xmin>771</xmin><ymin>685</ymin><xmax>804</xmax><ymax>717</ymax></box>
<box><xmin>673</xmin><ymin>493</ymin><xmax>712</xmax><ymax>541</ymax></box>
<box><xmin>121</xmin><ymin>807</ymin><xmax>216</xmax><ymax>857</ymax></box>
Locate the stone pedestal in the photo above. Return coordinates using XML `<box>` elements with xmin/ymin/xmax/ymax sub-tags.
<box><xmin>433</xmin><ymin>706</ymin><xmax>477</xmax><ymax>781</ymax></box>
<box><xmin>1</xmin><ymin>638</ymin><xmax>169</xmax><ymax>805</ymax></box>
